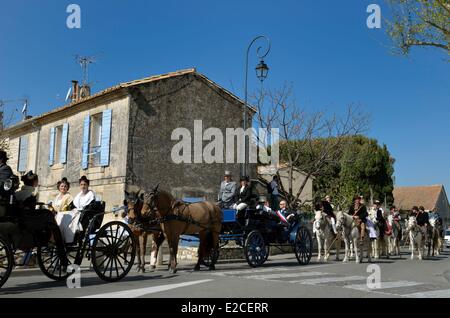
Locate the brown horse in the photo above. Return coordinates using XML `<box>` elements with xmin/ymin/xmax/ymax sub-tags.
<box><xmin>141</xmin><ymin>186</ymin><xmax>222</xmax><ymax>274</ymax></box>
<box><xmin>124</xmin><ymin>191</ymin><xmax>165</xmax><ymax>272</ymax></box>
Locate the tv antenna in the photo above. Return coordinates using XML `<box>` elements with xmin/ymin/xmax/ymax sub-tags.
<box><xmin>75</xmin><ymin>55</ymin><xmax>96</xmax><ymax>86</ymax></box>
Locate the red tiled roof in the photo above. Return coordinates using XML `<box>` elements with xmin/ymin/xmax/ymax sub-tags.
<box><xmin>393</xmin><ymin>185</ymin><xmax>444</xmax><ymax>211</ymax></box>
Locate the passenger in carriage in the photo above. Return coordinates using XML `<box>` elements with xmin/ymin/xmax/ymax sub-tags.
<box><xmin>276</xmin><ymin>200</ymin><xmax>295</xmax><ymax>226</ymax></box>
<box><xmin>232</xmin><ymin>176</ymin><xmax>252</xmax><ymax>214</ymax></box>
<box><xmin>14</xmin><ymin>171</ymin><xmax>68</xmax><ymax>268</ymax></box>
<box><xmin>256</xmin><ymin>196</ymin><xmax>274</xmax><ymax>214</ymax></box>
<box><xmin>55</xmin><ymin>176</ymin><xmax>96</xmax><ymax>244</ymax></box>
<box><xmin>0</xmin><ymin>151</ymin><xmax>13</xmax><ymax>183</ymax></box>
<box><xmin>15</xmin><ymin>171</ymin><xmax>39</xmax><ymax>209</ymax></box>
<box><xmin>49</xmin><ymin>178</ymin><xmax>73</xmax><ymax>213</ymax></box>
<box><xmin>218</xmin><ymin>170</ymin><xmax>237</xmax><ymax>209</ymax></box>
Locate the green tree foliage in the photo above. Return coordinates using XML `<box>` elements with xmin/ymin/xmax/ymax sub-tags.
<box><xmin>387</xmin><ymin>0</ymin><xmax>450</xmax><ymax>58</ymax></box>
<box><xmin>299</xmin><ymin>136</ymin><xmax>395</xmax><ymax>210</ymax></box>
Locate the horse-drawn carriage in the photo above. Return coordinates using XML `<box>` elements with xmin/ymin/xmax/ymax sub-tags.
<box><xmin>204</xmin><ymin>208</ymin><xmax>313</xmax><ymax>268</ymax></box>
<box><xmin>0</xmin><ymin>176</ymin><xmax>136</xmax><ymax>289</ymax></box>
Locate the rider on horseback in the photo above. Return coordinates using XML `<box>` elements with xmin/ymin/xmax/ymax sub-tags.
<box><xmin>374</xmin><ymin>200</ymin><xmax>387</xmax><ymax>238</ymax></box>
<box><xmin>413</xmin><ymin>206</ymin><xmax>431</xmax><ymax>241</ymax></box>
<box><xmin>349</xmin><ymin>195</ymin><xmax>369</xmax><ymax>240</ymax></box>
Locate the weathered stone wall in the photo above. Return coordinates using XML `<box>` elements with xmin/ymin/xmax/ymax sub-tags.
<box><xmin>126</xmin><ymin>73</ymin><xmax>255</xmax><ymax>201</ymax></box>
<box><xmin>7</xmin><ymin>96</ymin><xmax>130</xmax><ymax>215</ymax></box>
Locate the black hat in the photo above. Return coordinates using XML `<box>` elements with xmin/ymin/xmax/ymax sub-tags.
<box><xmin>0</xmin><ymin>151</ymin><xmax>8</xmax><ymax>162</ymax></box>
<box><xmin>240</xmin><ymin>176</ymin><xmax>249</xmax><ymax>182</ymax></box>
<box><xmin>21</xmin><ymin>171</ymin><xmax>38</xmax><ymax>186</ymax></box>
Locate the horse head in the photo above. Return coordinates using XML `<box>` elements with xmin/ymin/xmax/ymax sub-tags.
<box><xmin>335</xmin><ymin>211</ymin><xmax>349</xmax><ymax>231</ymax></box>
<box><xmin>407</xmin><ymin>216</ymin><xmax>417</xmax><ymax>231</ymax></box>
<box><xmin>313</xmin><ymin>211</ymin><xmax>324</xmax><ymax>232</ymax></box>
<box><xmin>124</xmin><ymin>191</ymin><xmax>144</xmax><ymax>223</ymax></box>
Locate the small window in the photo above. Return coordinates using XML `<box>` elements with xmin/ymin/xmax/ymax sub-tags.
<box><xmin>18</xmin><ymin>135</ymin><xmax>29</xmax><ymax>172</ymax></box>
<box><xmin>54</xmin><ymin>126</ymin><xmax>63</xmax><ymax>163</ymax></box>
<box><xmin>89</xmin><ymin>113</ymin><xmax>103</xmax><ymax>167</ymax></box>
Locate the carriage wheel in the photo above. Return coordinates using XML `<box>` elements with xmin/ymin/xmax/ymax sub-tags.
<box><xmin>91</xmin><ymin>221</ymin><xmax>136</xmax><ymax>282</ymax></box>
<box><xmin>294</xmin><ymin>226</ymin><xmax>313</xmax><ymax>265</ymax></box>
<box><xmin>37</xmin><ymin>244</ymin><xmax>77</xmax><ymax>282</ymax></box>
<box><xmin>0</xmin><ymin>236</ymin><xmax>13</xmax><ymax>288</ymax></box>
<box><xmin>244</xmin><ymin>231</ymin><xmax>268</xmax><ymax>268</ymax></box>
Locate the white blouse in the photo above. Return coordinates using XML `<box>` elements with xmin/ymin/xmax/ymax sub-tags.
<box><xmin>73</xmin><ymin>190</ymin><xmax>96</xmax><ymax>211</ymax></box>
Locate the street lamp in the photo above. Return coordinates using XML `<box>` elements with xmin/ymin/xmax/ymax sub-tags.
<box><xmin>242</xmin><ymin>35</ymin><xmax>271</xmax><ymax>178</ymax></box>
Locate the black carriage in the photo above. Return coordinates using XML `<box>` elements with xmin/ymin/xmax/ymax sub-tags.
<box><xmin>0</xmin><ymin>176</ymin><xmax>136</xmax><ymax>289</ymax></box>
<box><xmin>205</xmin><ymin>208</ymin><xmax>313</xmax><ymax>268</ymax></box>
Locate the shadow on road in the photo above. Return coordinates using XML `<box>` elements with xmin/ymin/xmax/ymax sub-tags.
<box><xmin>0</xmin><ymin>273</ymin><xmax>180</xmax><ymax>296</ymax></box>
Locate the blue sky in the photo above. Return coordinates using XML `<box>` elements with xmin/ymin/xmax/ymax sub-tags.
<box><xmin>1</xmin><ymin>0</ymin><xmax>449</xmax><ymax>191</ymax></box>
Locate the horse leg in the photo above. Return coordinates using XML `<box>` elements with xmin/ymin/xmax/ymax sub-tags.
<box><xmin>195</xmin><ymin>231</ymin><xmax>207</xmax><ymax>271</ymax></box>
<box><xmin>150</xmin><ymin>232</ymin><xmax>165</xmax><ymax>270</ymax></box>
<box><xmin>335</xmin><ymin>236</ymin><xmax>340</xmax><ymax>261</ymax></box>
<box><xmin>343</xmin><ymin>236</ymin><xmax>349</xmax><ymax>263</ymax></box>
<box><xmin>139</xmin><ymin>234</ymin><xmax>147</xmax><ymax>273</ymax></box>
<box><xmin>324</xmin><ymin>237</ymin><xmax>329</xmax><ymax>262</ymax></box>
<box><xmin>168</xmin><ymin>234</ymin><xmax>180</xmax><ymax>274</ymax></box>
<box><xmin>135</xmin><ymin>234</ymin><xmax>142</xmax><ymax>272</ymax></box>
<box><xmin>208</xmin><ymin>230</ymin><xmax>220</xmax><ymax>271</ymax></box>
<box><xmin>316</xmin><ymin>236</ymin><xmax>322</xmax><ymax>262</ymax></box>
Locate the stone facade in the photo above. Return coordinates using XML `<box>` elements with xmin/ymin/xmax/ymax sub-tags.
<box><xmin>2</xmin><ymin>69</ymin><xmax>254</xmax><ymax>222</ymax></box>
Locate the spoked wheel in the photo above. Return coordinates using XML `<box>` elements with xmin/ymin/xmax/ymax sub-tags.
<box><xmin>0</xmin><ymin>236</ymin><xmax>13</xmax><ymax>288</ymax></box>
<box><xmin>294</xmin><ymin>226</ymin><xmax>313</xmax><ymax>265</ymax></box>
<box><xmin>91</xmin><ymin>221</ymin><xmax>136</xmax><ymax>282</ymax></box>
<box><xmin>244</xmin><ymin>230</ymin><xmax>268</xmax><ymax>268</ymax></box>
<box><xmin>37</xmin><ymin>244</ymin><xmax>76</xmax><ymax>281</ymax></box>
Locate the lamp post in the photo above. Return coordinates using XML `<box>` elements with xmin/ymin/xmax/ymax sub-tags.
<box><xmin>242</xmin><ymin>35</ymin><xmax>271</xmax><ymax>177</ymax></box>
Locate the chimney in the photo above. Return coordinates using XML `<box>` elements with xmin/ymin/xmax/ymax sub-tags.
<box><xmin>79</xmin><ymin>84</ymin><xmax>91</xmax><ymax>99</ymax></box>
<box><xmin>71</xmin><ymin>80</ymin><xmax>79</xmax><ymax>102</ymax></box>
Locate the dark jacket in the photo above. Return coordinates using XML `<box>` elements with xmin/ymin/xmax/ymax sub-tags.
<box><xmin>0</xmin><ymin>163</ymin><xmax>13</xmax><ymax>183</ymax></box>
<box><xmin>349</xmin><ymin>204</ymin><xmax>368</xmax><ymax>223</ymax></box>
<box><xmin>237</xmin><ymin>186</ymin><xmax>252</xmax><ymax>205</ymax></box>
<box><xmin>415</xmin><ymin>211</ymin><xmax>429</xmax><ymax>227</ymax></box>
<box><xmin>376</xmin><ymin>208</ymin><xmax>386</xmax><ymax>224</ymax></box>
<box><xmin>323</xmin><ymin>201</ymin><xmax>335</xmax><ymax>219</ymax></box>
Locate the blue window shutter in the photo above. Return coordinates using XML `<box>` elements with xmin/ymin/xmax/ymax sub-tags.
<box><xmin>48</xmin><ymin>127</ymin><xmax>56</xmax><ymax>166</ymax></box>
<box><xmin>82</xmin><ymin>116</ymin><xmax>90</xmax><ymax>169</ymax></box>
<box><xmin>18</xmin><ymin>136</ymin><xmax>29</xmax><ymax>172</ymax></box>
<box><xmin>60</xmin><ymin>123</ymin><xmax>69</xmax><ymax>164</ymax></box>
<box><xmin>100</xmin><ymin>109</ymin><xmax>112</xmax><ymax>167</ymax></box>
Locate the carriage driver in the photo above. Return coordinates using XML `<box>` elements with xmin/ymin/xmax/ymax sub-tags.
<box><xmin>0</xmin><ymin>151</ymin><xmax>13</xmax><ymax>183</ymax></box>
<box><xmin>218</xmin><ymin>170</ymin><xmax>237</xmax><ymax>209</ymax></box>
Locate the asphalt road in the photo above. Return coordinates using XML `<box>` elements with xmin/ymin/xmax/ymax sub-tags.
<box><xmin>1</xmin><ymin>248</ymin><xmax>449</xmax><ymax>298</ymax></box>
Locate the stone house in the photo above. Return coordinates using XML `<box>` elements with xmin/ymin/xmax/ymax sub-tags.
<box><xmin>2</xmin><ymin>69</ymin><xmax>255</xmax><ymax>221</ymax></box>
<box><xmin>393</xmin><ymin>185</ymin><xmax>450</xmax><ymax>228</ymax></box>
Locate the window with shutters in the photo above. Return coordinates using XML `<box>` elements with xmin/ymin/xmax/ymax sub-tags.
<box><xmin>89</xmin><ymin>113</ymin><xmax>103</xmax><ymax>167</ymax></box>
<box><xmin>49</xmin><ymin>123</ymin><xmax>69</xmax><ymax>166</ymax></box>
<box><xmin>54</xmin><ymin>126</ymin><xmax>63</xmax><ymax>163</ymax></box>
<box><xmin>82</xmin><ymin>109</ymin><xmax>112</xmax><ymax>170</ymax></box>
<box><xmin>17</xmin><ymin>135</ymin><xmax>29</xmax><ymax>173</ymax></box>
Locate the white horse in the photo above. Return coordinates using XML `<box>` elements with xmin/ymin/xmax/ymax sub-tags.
<box><xmin>429</xmin><ymin>218</ymin><xmax>442</xmax><ymax>256</ymax></box>
<box><xmin>387</xmin><ymin>215</ymin><xmax>401</xmax><ymax>256</ymax></box>
<box><xmin>314</xmin><ymin>211</ymin><xmax>341</xmax><ymax>262</ymax></box>
<box><xmin>406</xmin><ymin>216</ymin><xmax>424</xmax><ymax>260</ymax></box>
<box><xmin>335</xmin><ymin>211</ymin><xmax>371</xmax><ymax>263</ymax></box>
